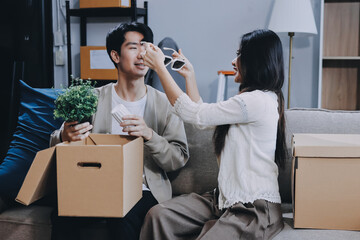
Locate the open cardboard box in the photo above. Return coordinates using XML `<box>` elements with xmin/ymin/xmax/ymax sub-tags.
<box><xmin>292</xmin><ymin>134</ymin><xmax>360</xmax><ymax>230</ymax></box>
<box><xmin>16</xmin><ymin>134</ymin><xmax>143</xmax><ymax>218</ymax></box>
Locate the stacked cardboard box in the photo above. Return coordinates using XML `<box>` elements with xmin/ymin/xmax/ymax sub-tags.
<box><xmin>80</xmin><ymin>0</ymin><xmax>131</xmax><ymax>8</ymax></box>
<box><xmin>80</xmin><ymin>46</ymin><xmax>118</xmax><ymax>81</ymax></box>
<box><xmin>292</xmin><ymin>134</ymin><xmax>360</xmax><ymax>230</ymax></box>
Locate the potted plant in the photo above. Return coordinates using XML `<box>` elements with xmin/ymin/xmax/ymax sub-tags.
<box><xmin>54</xmin><ymin>77</ymin><xmax>98</xmax><ymax>123</ymax></box>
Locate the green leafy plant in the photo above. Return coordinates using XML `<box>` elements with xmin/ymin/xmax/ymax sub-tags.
<box><xmin>54</xmin><ymin>77</ymin><xmax>98</xmax><ymax>122</ymax></box>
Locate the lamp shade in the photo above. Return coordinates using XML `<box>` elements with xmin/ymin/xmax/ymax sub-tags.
<box><xmin>268</xmin><ymin>0</ymin><xmax>317</xmax><ymax>34</ymax></box>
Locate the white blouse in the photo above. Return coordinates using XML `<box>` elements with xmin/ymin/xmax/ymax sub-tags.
<box><xmin>173</xmin><ymin>90</ymin><xmax>281</xmax><ymax>209</ymax></box>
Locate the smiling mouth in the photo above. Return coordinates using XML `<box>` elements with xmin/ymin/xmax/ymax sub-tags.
<box><xmin>135</xmin><ymin>63</ymin><xmax>147</xmax><ymax>70</ymax></box>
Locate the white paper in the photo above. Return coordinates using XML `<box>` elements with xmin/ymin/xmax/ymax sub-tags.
<box><xmin>90</xmin><ymin>50</ymin><xmax>115</xmax><ymax>69</ymax></box>
<box><xmin>122</xmin><ymin>0</ymin><xmax>130</xmax><ymax>7</ymax></box>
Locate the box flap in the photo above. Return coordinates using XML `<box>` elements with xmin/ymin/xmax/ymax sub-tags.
<box><xmin>291</xmin><ymin>156</ymin><xmax>297</xmax><ymax>217</ymax></box>
<box><xmin>122</xmin><ymin>137</ymin><xmax>143</xmax><ymax>214</ymax></box>
<box><xmin>16</xmin><ymin>147</ymin><xmax>57</xmax><ymax>205</ymax></box>
<box><xmin>293</xmin><ymin>134</ymin><xmax>360</xmax><ymax>157</ymax></box>
<box><xmin>85</xmin><ymin>136</ymin><xmax>96</xmax><ymax>145</ymax></box>
<box><xmin>59</xmin><ymin>139</ymin><xmax>86</xmax><ymax>146</ymax></box>
<box><xmin>88</xmin><ymin>134</ymin><xmax>136</xmax><ymax>146</ymax></box>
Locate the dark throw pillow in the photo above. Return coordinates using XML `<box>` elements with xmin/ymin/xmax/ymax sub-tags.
<box><xmin>0</xmin><ymin>80</ymin><xmax>63</xmax><ymax>199</ymax></box>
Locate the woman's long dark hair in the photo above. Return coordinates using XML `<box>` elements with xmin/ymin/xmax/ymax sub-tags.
<box><xmin>213</xmin><ymin>29</ymin><xmax>287</xmax><ymax>169</ymax></box>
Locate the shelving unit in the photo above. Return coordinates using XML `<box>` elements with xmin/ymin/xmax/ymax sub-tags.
<box><xmin>216</xmin><ymin>71</ymin><xmax>235</xmax><ymax>102</ymax></box>
<box><xmin>319</xmin><ymin>0</ymin><xmax>360</xmax><ymax>110</ymax></box>
<box><xmin>65</xmin><ymin>0</ymin><xmax>148</xmax><ymax>85</ymax></box>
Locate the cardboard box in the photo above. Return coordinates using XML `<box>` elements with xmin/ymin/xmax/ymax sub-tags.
<box><xmin>80</xmin><ymin>46</ymin><xmax>118</xmax><ymax>80</ymax></box>
<box><xmin>80</xmin><ymin>0</ymin><xmax>131</xmax><ymax>8</ymax></box>
<box><xmin>292</xmin><ymin>134</ymin><xmax>360</xmax><ymax>230</ymax></box>
<box><xmin>16</xmin><ymin>134</ymin><xmax>143</xmax><ymax>217</ymax></box>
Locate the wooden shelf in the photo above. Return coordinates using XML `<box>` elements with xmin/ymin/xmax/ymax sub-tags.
<box><xmin>320</xmin><ymin>0</ymin><xmax>360</xmax><ymax>110</ymax></box>
<box><xmin>68</xmin><ymin>7</ymin><xmax>147</xmax><ymax>18</ymax></box>
<box><xmin>323</xmin><ymin>1</ymin><xmax>359</xmax><ymax>57</ymax></box>
<box><xmin>217</xmin><ymin>70</ymin><xmax>235</xmax><ymax>76</ymax></box>
<box><xmin>65</xmin><ymin>0</ymin><xmax>148</xmax><ymax>84</ymax></box>
<box><xmin>323</xmin><ymin>57</ymin><xmax>360</xmax><ymax>60</ymax></box>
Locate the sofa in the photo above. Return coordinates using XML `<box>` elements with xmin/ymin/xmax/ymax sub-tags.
<box><xmin>1</xmin><ymin>81</ymin><xmax>360</xmax><ymax>239</ymax></box>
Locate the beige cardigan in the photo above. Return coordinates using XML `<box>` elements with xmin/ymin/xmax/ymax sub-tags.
<box><xmin>50</xmin><ymin>83</ymin><xmax>189</xmax><ymax>203</ymax></box>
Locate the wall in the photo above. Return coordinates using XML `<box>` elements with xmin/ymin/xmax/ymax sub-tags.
<box><xmin>53</xmin><ymin>0</ymin><xmax>321</xmax><ymax>107</ymax></box>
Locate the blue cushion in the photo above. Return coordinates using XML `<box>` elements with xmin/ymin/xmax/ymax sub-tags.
<box><xmin>0</xmin><ymin>80</ymin><xmax>63</xmax><ymax>199</ymax></box>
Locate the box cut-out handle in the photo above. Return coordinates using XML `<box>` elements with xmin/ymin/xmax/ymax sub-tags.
<box><xmin>77</xmin><ymin>162</ymin><xmax>102</xmax><ymax>169</ymax></box>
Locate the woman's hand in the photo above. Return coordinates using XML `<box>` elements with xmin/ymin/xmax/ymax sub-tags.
<box><xmin>171</xmin><ymin>49</ymin><xmax>195</xmax><ymax>80</ymax></box>
<box><xmin>141</xmin><ymin>43</ymin><xmax>166</xmax><ymax>73</ymax></box>
<box><xmin>141</xmin><ymin>42</ymin><xmax>200</xmax><ymax>104</ymax></box>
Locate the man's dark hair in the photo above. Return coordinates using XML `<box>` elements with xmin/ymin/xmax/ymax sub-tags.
<box><xmin>106</xmin><ymin>22</ymin><xmax>154</xmax><ymax>68</ymax></box>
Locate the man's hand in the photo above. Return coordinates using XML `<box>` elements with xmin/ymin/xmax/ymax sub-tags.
<box><xmin>61</xmin><ymin>121</ymin><xmax>93</xmax><ymax>142</ymax></box>
<box><xmin>120</xmin><ymin>115</ymin><xmax>153</xmax><ymax>141</ymax></box>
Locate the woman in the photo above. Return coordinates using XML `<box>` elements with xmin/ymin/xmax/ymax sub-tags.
<box><xmin>140</xmin><ymin>29</ymin><xmax>287</xmax><ymax>240</ymax></box>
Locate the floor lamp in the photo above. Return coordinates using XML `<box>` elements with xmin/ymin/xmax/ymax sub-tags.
<box><xmin>268</xmin><ymin>0</ymin><xmax>317</xmax><ymax>109</ymax></box>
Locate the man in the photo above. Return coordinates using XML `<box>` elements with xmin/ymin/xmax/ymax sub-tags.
<box><xmin>50</xmin><ymin>22</ymin><xmax>189</xmax><ymax>240</ymax></box>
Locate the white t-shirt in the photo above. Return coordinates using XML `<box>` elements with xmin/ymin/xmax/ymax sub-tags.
<box><xmin>111</xmin><ymin>85</ymin><xmax>147</xmax><ymax>134</ymax></box>
<box><xmin>111</xmin><ymin>84</ymin><xmax>149</xmax><ymax>191</ymax></box>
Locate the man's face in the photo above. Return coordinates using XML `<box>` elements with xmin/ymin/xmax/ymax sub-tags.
<box><xmin>116</xmin><ymin>31</ymin><xmax>148</xmax><ymax>79</ymax></box>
